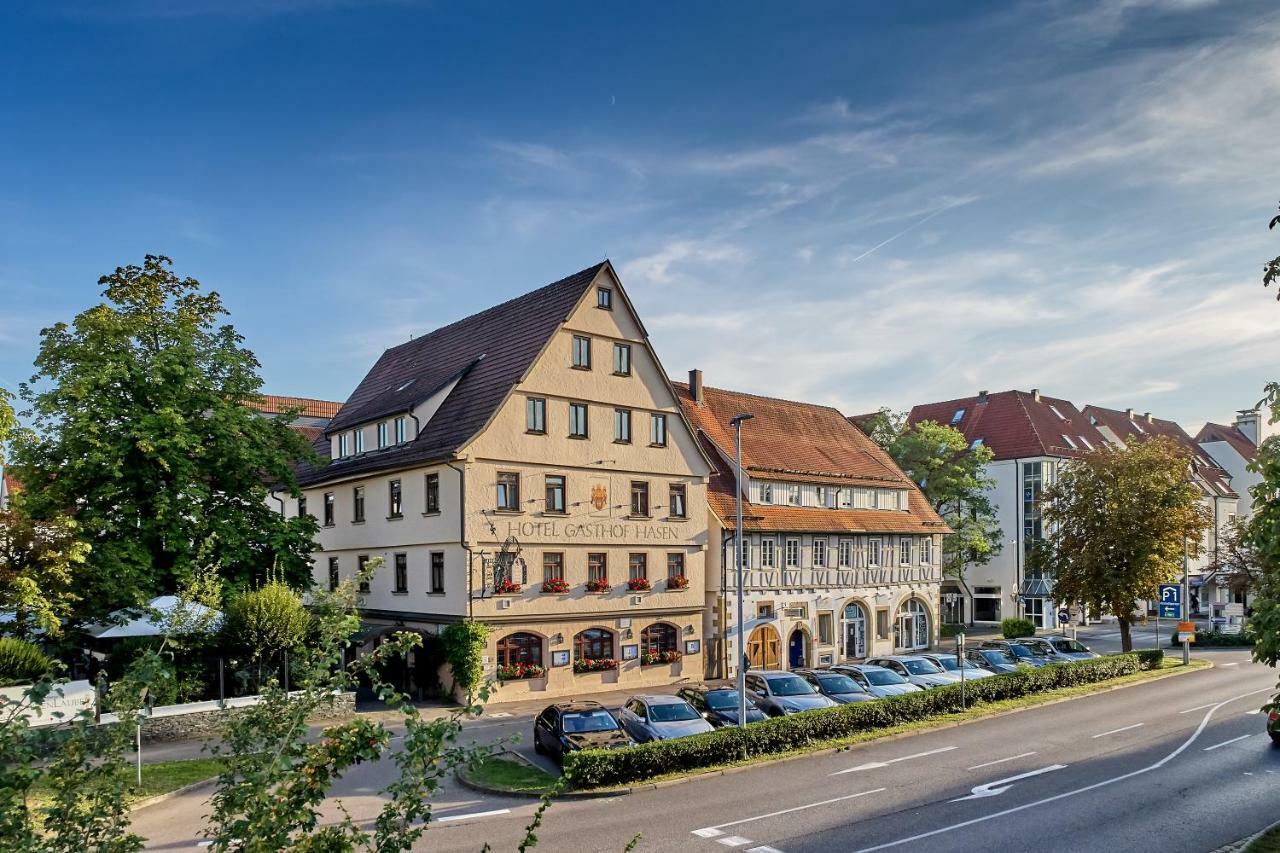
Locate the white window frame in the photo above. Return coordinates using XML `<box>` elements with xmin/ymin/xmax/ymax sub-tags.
<box><xmin>785</xmin><ymin>538</ymin><xmax>800</xmax><ymax>568</ymax></box>
<box><xmin>759</xmin><ymin>483</ymin><xmax>773</xmax><ymax>504</ymax></box>
<box><xmin>788</xmin><ymin>484</ymin><xmax>801</xmax><ymax>505</ymax></box>
<box><xmin>354</xmin><ymin>430</ymin><xmax>365</xmax><ymax>454</ymax></box>
<box><xmin>868</xmin><ymin>538</ymin><xmax>882</xmax><ymax>567</ymax></box>
<box><xmin>377</xmin><ymin>422</ymin><xmax>388</xmax><ymax>449</ymax></box>
<box><xmin>394</xmin><ymin>416</ymin><xmax>407</xmax><ymax>444</ymax></box>
<box><xmin>760</xmin><ymin>537</ymin><xmax>776</xmax><ymax>568</ymax></box>
<box><xmin>813</xmin><ymin>538</ymin><xmax>827</xmax><ymax>568</ymax></box>
<box><xmin>838</xmin><ymin>539</ymin><xmax>853</xmax><ymax>568</ymax></box>
<box><xmin>921</xmin><ymin>537</ymin><xmax>933</xmax><ymax>565</ymax></box>
<box><xmin>338</xmin><ymin>433</ymin><xmax>350</xmax><ymax>457</ymax></box>
<box><xmin>899</xmin><ymin>539</ymin><xmax>911</xmax><ymax>566</ymax></box>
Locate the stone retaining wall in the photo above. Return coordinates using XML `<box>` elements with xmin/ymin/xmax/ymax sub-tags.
<box><xmin>134</xmin><ymin>691</ymin><xmax>356</xmax><ymax>743</ymax></box>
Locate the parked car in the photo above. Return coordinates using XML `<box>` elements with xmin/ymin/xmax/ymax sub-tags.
<box><xmin>830</xmin><ymin>663</ymin><xmax>924</xmax><ymax>697</ymax></box>
<box><xmin>964</xmin><ymin>647</ymin><xmax>1024</xmax><ymax>674</ymax></box>
<box><xmin>1040</xmin><ymin>636</ymin><xmax>1100</xmax><ymax>660</ymax></box>
<box><xmin>677</xmin><ymin>684</ymin><xmax>768</xmax><ymax>726</ymax></box>
<box><xmin>533</xmin><ymin>701</ymin><xmax>634</xmax><ymax>765</ymax></box>
<box><xmin>744</xmin><ymin>670</ymin><xmax>841</xmax><ymax>716</ymax></box>
<box><xmin>921</xmin><ymin>652</ymin><xmax>997</xmax><ymax>680</ymax></box>
<box><xmin>1268</xmin><ymin>706</ymin><xmax>1279</xmax><ymax>745</ymax></box>
<box><xmin>867</xmin><ymin>655</ymin><xmax>958</xmax><ymax>689</ymax></box>
<box><xmin>794</xmin><ymin>668</ymin><xmax>876</xmax><ymax>703</ymax></box>
<box><xmin>617</xmin><ymin>695</ymin><xmax>716</xmax><ymax>743</ymax></box>
<box><xmin>980</xmin><ymin>640</ymin><xmax>1052</xmax><ymax>668</ymax></box>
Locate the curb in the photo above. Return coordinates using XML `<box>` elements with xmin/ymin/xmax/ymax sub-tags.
<box><xmin>1211</xmin><ymin>817</ymin><xmax>1280</xmax><ymax>853</ymax></box>
<box><xmin>568</xmin><ymin>660</ymin><xmax>1213</xmax><ymax>796</ymax></box>
<box><xmin>129</xmin><ymin>775</ymin><xmax>219</xmax><ymax>812</ymax></box>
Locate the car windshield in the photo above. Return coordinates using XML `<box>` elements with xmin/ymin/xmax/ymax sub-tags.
<box><xmin>1006</xmin><ymin>644</ymin><xmax>1035</xmax><ymax>659</ymax></box>
<box><xmin>936</xmin><ymin>657</ymin><xmax>980</xmax><ymax>672</ymax></box>
<box><xmin>766</xmin><ymin>675</ymin><xmax>817</xmax><ymax>696</ymax></box>
<box><xmin>982</xmin><ymin>650</ymin><xmax>1017</xmax><ymax>665</ymax></box>
<box><xmin>704</xmin><ymin>690</ymin><xmax>749</xmax><ymax>711</ymax></box>
<box><xmin>1052</xmin><ymin>639</ymin><xmax>1087</xmax><ymax>653</ymax></box>
<box><xmin>648</xmin><ymin>702</ymin><xmax>701</xmax><ymax>723</ymax></box>
<box><xmin>817</xmin><ymin>674</ymin><xmax>864</xmax><ymax>694</ymax></box>
<box><xmin>862</xmin><ymin>668</ymin><xmax>908</xmax><ymax>686</ymax></box>
<box><xmin>1022</xmin><ymin>641</ymin><xmax>1052</xmax><ymax>655</ymax></box>
<box><xmin>901</xmin><ymin>659</ymin><xmax>943</xmax><ymax>675</ymax></box>
<box><xmin>562</xmin><ymin>710</ymin><xmax>619</xmax><ymax>733</ymax></box>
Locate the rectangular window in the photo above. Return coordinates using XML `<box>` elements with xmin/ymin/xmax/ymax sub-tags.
<box><xmin>323</xmin><ymin>492</ymin><xmax>334</xmax><ymax>526</ymax></box>
<box><xmin>394</xmin><ymin>416</ymin><xmax>407</xmax><ymax>444</ymax></box>
<box><xmin>817</xmin><ymin>612</ymin><xmax>834</xmax><ymax>645</ymax></box>
<box><xmin>788</xmin><ymin>484</ymin><xmax>801</xmax><ymax>505</ymax></box>
<box><xmin>813</xmin><ymin>538</ymin><xmax>827</xmax><ymax>568</ymax></box>
<box><xmin>868</xmin><ymin>538</ymin><xmax>882</xmax><ymax>567</ymax></box>
<box><xmin>353</xmin><ymin>486</ymin><xmax>365</xmax><ymax>523</ymax></box>
<box><xmin>899</xmin><ymin>539</ymin><xmax>911</xmax><ymax>565</ymax></box>
<box><xmin>388</xmin><ymin>479</ymin><xmax>402</xmax><ymax>518</ymax></box>
<box><xmin>588</xmin><ymin>553</ymin><xmax>607</xmax><ymax>584</ymax></box>
<box><xmin>357</xmin><ymin>555</ymin><xmax>370</xmax><ymax>593</ymax></box>
<box><xmin>430</xmin><ymin>552</ymin><xmax>444</xmax><ymax>594</ymax></box>
<box><xmin>543</xmin><ymin>552</ymin><xmax>564</xmax><ymax>582</ymax></box>
<box><xmin>839</xmin><ymin>488</ymin><xmax>852</xmax><ymax>508</ymax></box>
<box><xmin>613</xmin><ymin>343</ymin><xmax>631</xmax><ymax>376</ymax></box>
<box><xmin>629</xmin><ymin>553</ymin><xmax>647</xmax><ymax>581</ymax></box>
<box><xmin>572</xmin><ymin>335</ymin><xmax>592</xmax><ymax>369</ymax></box>
<box><xmin>630</xmin><ymin>481</ymin><xmax>649</xmax><ymax>517</ymax></box>
<box><xmin>876</xmin><ymin>608</ymin><xmax>890</xmax><ymax>640</ymax></box>
<box><xmin>496</xmin><ymin>472</ymin><xmax>520</xmax><ymax>511</ymax></box>
<box><xmin>394</xmin><ymin>553</ymin><xmax>408</xmax><ymax>593</ymax></box>
<box><xmin>650</xmin><ymin>413</ymin><xmax>668</xmax><ymax>447</ymax></box>
<box><xmin>614</xmin><ymin>408</ymin><xmax>632</xmax><ymax>443</ymax></box>
<box><xmin>526</xmin><ymin>397</ymin><xmax>546</xmax><ymax>433</ymax></box>
<box><xmin>354</xmin><ymin>430</ymin><xmax>365</xmax><ymax>454</ymax></box>
<box><xmin>597</xmin><ymin>286</ymin><xmax>613</xmax><ymax>309</ymax></box>
<box><xmin>838</xmin><ymin>539</ymin><xmax>853</xmax><ymax>568</ymax></box>
<box><xmin>816</xmin><ymin>487</ymin><xmax>828</xmax><ymax>507</ymax></box>
<box><xmin>761</xmin><ymin>538</ymin><xmax>776</xmax><ymax>568</ymax></box>
<box><xmin>545</xmin><ymin>475</ymin><xmax>566</xmax><ymax>513</ymax></box>
<box><xmin>377</xmin><ymin>422</ymin><xmax>388</xmax><ymax>449</ymax></box>
<box><xmin>757</xmin><ymin>603</ymin><xmax>774</xmax><ymax>618</ymax></box>
<box><xmin>921</xmin><ymin>537</ymin><xmax>933</xmax><ymax>565</ymax></box>
<box><xmin>668</xmin><ymin>483</ymin><xmax>687</xmax><ymax>519</ymax></box>
<box><xmin>425</xmin><ymin>473</ymin><xmax>440</xmax><ymax>514</ymax></box>
<box><xmin>338</xmin><ymin>433</ymin><xmax>350</xmax><ymax>457</ymax></box>
<box><xmin>328</xmin><ymin>556</ymin><xmax>339</xmax><ymax>591</ymax></box>
<box><xmin>569</xmin><ymin>402</ymin><xmax>588</xmax><ymax>438</ymax></box>
<box><xmin>759</xmin><ymin>483</ymin><xmax>773</xmax><ymax>504</ymax></box>
<box><xmin>667</xmin><ymin>552</ymin><xmax>685</xmax><ymax>578</ymax></box>
<box><xmin>297</xmin><ymin>495</ymin><xmax>307</xmax><ymax>518</ymax></box>
<box><xmin>785</xmin><ymin>538</ymin><xmax>800</xmax><ymax>567</ymax></box>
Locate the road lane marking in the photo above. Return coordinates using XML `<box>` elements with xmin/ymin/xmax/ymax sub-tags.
<box><xmin>1092</xmin><ymin>723</ymin><xmax>1144</xmax><ymax>738</ymax></box>
<box><xmin>436</xmin><ymin>808</ymin><xmax>511</xmax><ymax>823</ymax></box>
<box><xmin>831</xmin><ymin>746</ymin><xmax>958</xmax><ymax>775</ymax></box>
<box><xmin>695</xmin><ymin>788</ymin><xmax>885</xmax><ymax>834</ymax></box>
<box><xmin>1204</xmin><ymin>735</ymin><xmax>1253</xmax><ymax>752</ymax></box>
<box><xmin>847</xmin><ymin>685</ymin><xmax>1275</xmax><ymax>853</ymax></box>
<box><xmin>717</xmin><ymin>837</ymin><xmax>752</xmax><ymax>847</ymax></box>
<box><xmin>746</xmin><ymin>847</ymin><xmax>786</xmax><ymax>853</ymax></box>
<box><xmin>1179</xmin><ymin>702</ymin><xmax>1218</xmax><ymax>714</ymax></box>
<box><xmin>1245</xmin><ymin>709</ymin><xmax>1262</xmax><ymax>715</ymax></box>
<box><xmin>1221</xmin><ymin>662</ymin><xmax>1240</xmax><ymax>667</ymax></box>
<box><xmin>967</xmin><ymin>752</ymin><xmax>1037</xmax><ymax>771</ymax></box>
<box><xmin>950</xmin><ymin>765</ymin><xmax>1067</xmax><ymax>801</ymax></box>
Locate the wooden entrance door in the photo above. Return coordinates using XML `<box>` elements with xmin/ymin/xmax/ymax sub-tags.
<box><xmin>747</xmin><ymin>625</ymin><xmax>780</xmax><ymax>670</ymax></box>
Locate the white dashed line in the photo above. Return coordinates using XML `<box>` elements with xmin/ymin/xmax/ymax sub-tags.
<box><xmin>747</xmin><ymin>847</ymin><xmax>786</xmax><ymax>853</ymax></box>
<box><xmin>693</xmin><ymin>829</ymin><xmax>725</xmax><ymax>838</ymax></box>
<box><xmin>1179</xmin><ymin>702</ymin><xmax>1218</xmax><ymax>714</ymax></box>
<box><xmin>693</xmin><ymin>788</ymin><xmax>884</xmax><ymax>835</ymax></box>
<box><xmin>1092</xmin><ymin>723</ymin><xmax>1144</xmax><ymax>738</ymax></box>
<box><xmin>717</xmin><ymin>837</ymin><xmax>753</xmax><ymax>847</ymax></box>
<box><xmin>832</xmin><ymin>746</ymin><xmax>958</xmax><ymax>775</ymax></box>
<box><xmin>437</xmin><ymin>808</ymin><xmax>511</xmax><ymax>823</ymax></box>
<box><xmin>968</xmin><ymin>752</ymin><xmax>1036</xmax><ymax>771</ymax></box>
<box><xmin>1220</xmin><ymin>662</ymin><xmax>1240</xmax><ymax>667</ymax></box>
<box><xmin>1203</xmin><ymin>735</ymin><xmax>1253</xmax><ymax>752</ymax></box>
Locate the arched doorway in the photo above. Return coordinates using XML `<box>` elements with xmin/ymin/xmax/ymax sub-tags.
<box><xmin>843</xmin><ymin>601</ymin><xmax>868</xmax><ymax>660</ymax></box>
<box><xmin>787</xmin><ymin>627</ymin><xmax>809</xmax><ymax>669</ymax></box>
<box><xmin>896</xmin><ymin>598</ymin><xmax>930</xmax><ymax>651</ymax></box>
<box><xmin>746</xmin><ymin>624</ymin><xmax>780</xmax><ymax>670</ymax></box>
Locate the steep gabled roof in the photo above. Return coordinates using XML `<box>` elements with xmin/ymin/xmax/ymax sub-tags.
<box><xmin>1084</xmin><ymin>405</ymin><xmax>1236</xmax><ymax>499</ymax></box>
<box><xmin>298</xmin><ymin>261</ymin><xmax>607</xmax><ymax>486</ymax></box>
<box><xmin>1197</xmin><ymin>421</ymin><xmax>1258</xmax><ymax>463</ymax></box>
<box><xmin>908</xmin><ymin>390</ymin><xmax>1108</xmax><ymax>460</ymax></box>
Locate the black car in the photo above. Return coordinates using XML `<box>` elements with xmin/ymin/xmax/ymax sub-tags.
<box><xmin>794</xmin><ymin>668</ymin><xmax>876</xmax><ymax>704</ymax></box>
<box><xmin>677</xmin><ymin>684</ymin><xmax>768</xmax><ymax>726</ymax></box>
<box><xmin>533</xmin><ymin>701</ymin><xmax>634</xmax><ymax>765</ymax></box>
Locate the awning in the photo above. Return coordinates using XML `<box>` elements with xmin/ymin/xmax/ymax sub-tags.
<box><xmin>87</xmin><ymin>595</ymin><xmax>222</xmax><ymax>639</ymax></box>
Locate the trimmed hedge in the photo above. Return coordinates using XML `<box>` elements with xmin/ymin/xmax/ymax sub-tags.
<box><xmin>564</xmin><ymin>653</ymin><xmax>1159</xmax><ymax>789</ymax></box>
<box><xmin>1001</xmin><ymin>617</ymin><xmax>1036</xmax><ymax>639</ymax></box>
<box><xmin>1169</xmin><ymin>628</ymin><xmax>1253</xmax><ymax>648</ymax></box>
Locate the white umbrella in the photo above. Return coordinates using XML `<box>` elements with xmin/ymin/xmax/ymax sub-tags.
<box><xmin>88</xmin><ymin>595</ymin><xmax>222</xmax><ymax>639</ymax></box>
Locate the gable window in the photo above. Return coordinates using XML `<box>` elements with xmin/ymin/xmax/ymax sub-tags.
<box><xmin>377</xmin><ymin>422</ymin><xmax>388</xmax><ymax>449</ymax></box>
<box><xmin>297</xmin><ymin>495</ymin><xmax>307</xmax><ymax>518</ymax></box>
<box><xmin>328</xmin><ymin>557</ymin><xmax>339</xmax><ymax>591</ymax></box>
<box><xmin>572</xmin><ymin>335</ymin><xmax>592</xmax><ymax>369</ymax></box>
<box><xmin>323</xmin><ymin>492</ymin><xmax>335</xmax><ymax>527</ymax></box>
<box><xmin>761</xmin><ymin>538</ymin><xmax>776</xmax><ymax>568</ymax></box>
<box><xmin>569</xmin><ymin>402</ymin><xmax>589</xmax><ymax>438</ymax></box>
<box><xmin>813</xmin><ymin>538</ymin><xmax>827</xmax><ymax>567</ymax></box>
<box><xmin>785</xmin><ymin>538</ymin><xmax>800</xmax><ymax>567</ymax></box>
<box><xmin>667</xmin><ymin>552</ymin><xmax>685</xmax><ymax>579</ymax></box>
<box><xmin>838</xmin><ymin>539</ymin><xmax>853</xmax><ymax>568</ymax></box>
<box><xmin>614</xmin><ymin>408</ymin><xmax>632</xmax><ymax>443</ymax></box>
<box><xmin>668</xmin><ymin>483</ymin><xmax>687</xmax><ymax>519</ymax></box>
<box><xmin>650</xmin><ymin>413</ymin><xmax>667</xmax><ymax>447</ymax></box>
<box><xmin>899</xmin><ymin>539</ymin><xmax>911</xmax><ymax>565</ymax></box>
<box><xmin>354</xmin><ymin>430</ymin><xmax>365</xmax><ymax>454</ymax></box>
<box><xmin>496</xmin><ymin>472</ymin><xmax>521</xmax><ymax>512</ymax></box>
<box><xmin>424</xmin><ymin>473</ymin><xmax>440</xmax><ymax>514</ymax></box>
<box><xmin>629</xmin><ymin>553</ymin><xmax>648</xmax><ymax>581</ymax></box>
<box><xmin>545</xmin><ymin>475</ymin><xmax>566</xmax><ymax>513</ymax></box>
<box><xmin>613</xmin><ymin>343</ymin><xmax>631</xmax><ymax>376</ymax></box>
<box><xmin>630</xmin><ymin>481</ymin><xmax>650</xmax><ymax>517</ymax></box>
<box><xmin>526</xmin><ymin>397</ymin><xmax>546</xmax><ymax>433</ymax></box>
<box><xmin>597</xmin><ymin>287</ymin><xmax>613</xmax><ymax>310</ymax></box>
<box><xmin>357</xmin><ymin>555</ymin><xmax>370</xmax><ymax>593</ymax></box>
<box><xmin>388</xmin><ymin>479</ymin><xmax>402</xmax><ymax>518</ymax></box>
<box><xmin>430</xmin><ymin>552</ymin><xmax>445</xmax><ymax>594</ymax></box>
<box><xmin>868</xmin><ymin>538</ymin><xmax>882</xmax><ymax>567</ymax></box>
<box><xmin>588</xmin><ymin>552</ymin><xmax>607</xmax><ymax>584</ymax></box>
<box><xmin>394</xmin><ymin>416</ymin><xmax>407</xmax><ymax>444</ymax></box>
<box><xmin>393</xmin><ymin>553</ymin><xmax>408</xmax><ymax>593</ymax></box>
<box><xmin>543</xmin><ymin>552</ymin><xmax>564</xmax><ymax>582</ymax></box>
<box><xmin>338</xmin><ymin>433</ymin><xmax>350</xmax><ymax>457</ymax></box>
<box><xmin>352</xmin><ymin>486</ymin><xmax>365</xmax><ymax>523</ymax></box>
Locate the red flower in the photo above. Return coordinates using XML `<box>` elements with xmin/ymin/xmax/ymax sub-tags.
<box><xmin>541</xmin><ymin>577</ymin><xmax>571</xmax><ymax>594</ymax></box>
<box><xmin>666</xmin><ymin>575</ymin><xmax>690</xmax><ymax>590</ymax></box>
<box><xmin>494</xmin><ymin>578</ymin><xmax>522</xmax><ymax>594</ymax></box>
<box><xmin>585</xmin><ymin>578</ymin><xmax>611</xmax><ymax>593</ymax></box>
<box><xmin>626</xmin><ymin>577</ymin><xmax>651</xmax><ymax>591</ymax></box>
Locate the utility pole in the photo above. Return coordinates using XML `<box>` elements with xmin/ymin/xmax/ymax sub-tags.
<box><xmin>730</xmin><ymin>413</ymin><xmax>754</xmax><ymax>728</ymax></box>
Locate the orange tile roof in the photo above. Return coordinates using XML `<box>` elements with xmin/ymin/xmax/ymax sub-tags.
<box><xmin>253</xmin><ymin>395</ymin><xmax>343</xmax><ymax>419</ymax></box>
<box><xmin>2</xmin><ymin>473</ymin><xmax>19</xmax><ymax>498</ymax></box>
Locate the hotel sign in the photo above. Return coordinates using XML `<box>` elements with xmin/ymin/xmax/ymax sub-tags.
<box><xmin>505</xmin><ymin>519</ymin><xmax>683</xmax><ymax>542</ymax></box>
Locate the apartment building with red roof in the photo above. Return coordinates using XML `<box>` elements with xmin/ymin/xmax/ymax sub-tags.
<box><xmin>679</xmin><ymin>371</ymin><xmax>950</xmax><ymax>676</ymax></box>
<box><xmin>1196</xmin><ymin>391</ymin><xmax>1278</xmax><ymax>524</ymax></box>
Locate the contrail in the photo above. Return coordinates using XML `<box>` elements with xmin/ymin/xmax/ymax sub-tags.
<box><xmin>846</xmin><ymin>200</ymin><xmax>966</xmax><ymax>264</ymax></box>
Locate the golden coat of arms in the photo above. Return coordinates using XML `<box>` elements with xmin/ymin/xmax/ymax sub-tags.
<box><xmin>590</xmin><ymin>484</ymin><xmax>608</xmax><ymax>511</ymax></box>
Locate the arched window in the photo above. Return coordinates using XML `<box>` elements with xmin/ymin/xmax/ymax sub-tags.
<box><xmin>496</xmin><ymin>632</ymin><xmax>543</xmax><ymax>667</ymax></box>
<box><xmin>574</xmin><ymin>628</ymin><xmax>614</xmax><ymax>661</ymax></box>
<box><xmin>640</xmin><ymin>623</ymin><xmax>677</xmax><ymax>655</ymax></box>
<box><xmin>896</xmin><ymin>598</ymin><xmax>930</xmax><ymax>650</ymax></box>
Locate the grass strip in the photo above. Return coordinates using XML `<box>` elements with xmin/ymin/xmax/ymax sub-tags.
<box><xmin>459</xmin><ymin>755</ymin><xmax>559</xmax><ymax>795</ymax></box>
<box><xmin>1247</xmin><ymin>824</ymin><xmax>1280</xmax><ymax>853</ymax></box>
<box><xmin>27</xmin><ymin>757</ymin><xmax>225</xmax><ymax>810</ymax></box>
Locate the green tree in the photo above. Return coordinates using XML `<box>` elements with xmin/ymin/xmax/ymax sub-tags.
<box><xmin>888</xmin><ymin>420</ymin><xmax>1003</xmax><ymax>584</ymax></box>
<box><xmin>853</xmin><ymin>407</ymin><xmax>906</xmax><ymax>450</ymax></box>
<box><xmin>1247</xmin><ymin>383</ymin><xmax>1280</xmax><ymax>677</ymax></box>
<box><xmin>0</xmin><ymin>508</ymin><xmax>90</xmax><ymax>639</ymax></box>
<box><xmin>1038</xmin><ymin>436</ymin><xmax>1210</xmax><ymax>652</ymax></box>
<box><xmin>10</xmin><ymin>256</ymin><xmax>319</xmax><ymax>618</ymax></box>
<box><xmin>221</xmin><ymin>579</ymin><xmax>309</xmax><ymax>690</ymax></box>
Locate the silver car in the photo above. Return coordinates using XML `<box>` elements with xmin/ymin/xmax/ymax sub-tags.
<box><xmin>921</xmin><ymin>652</ymin><xmax>997</xmax><ymax>680</ymax></box>
<box><xmin>868</xmin><ymin>655</ymin><xmax>958</xmax><ymax>689</ymax></box>
<box><xmin>744</xmin><ymin>670</ymin><xmax>841</xmax><ymax>716</ymax></box>
<box><xmin>617</xmin><ymin>695</ymin><xmax>715</xmax><ymax>743</ymax></box>
<box><xmin>831</xmin><ymin>663</ymin><xmax>924</xmax><ymax>697</ymax></box>
<box><xmin>1039</xmin><ymin>637</ymin><xmax>1099</xmax><ymax>661</ymax></box>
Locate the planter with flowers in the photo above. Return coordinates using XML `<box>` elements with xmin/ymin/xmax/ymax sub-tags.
<box><xmin>666</xmin><ymin>575</ymin><xmax>690</xmax><ymax>591</ymax></box>
<box><xmin>640</xmin><ymin>650</ymin><xmax>683</xmax><ymax>666</ymax></box>
<box><xmin>585</xmin><ymin>578</ymin><xmax>612</xmax><ymax>594</ymax></box>
<box><xmin>540</xmin><ymin>577</ymin><xmax>570</xmax><ymax>594</ymax></box>
<box><xmin>626</xmin><ymin>577</ymin><xmax>652</xmax><ymax>592</ymax></box>
<box><xmin>494</xmin><ymin>578</ymin><xmax>522</xmax><ymax>595</ymax></box>
<box><xmin>573</xmin><ymin>657</ymin><xmax>619</xmax><ymax>673</ymax></box>
<box><xmin>496</xmin><ymin>662</ymin><xmax>546</xmax><ymax>681</ymax></box>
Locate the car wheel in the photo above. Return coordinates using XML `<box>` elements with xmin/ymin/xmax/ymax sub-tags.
<box><xmin>1270</xmin><ymin>732</ymin><xmax>1280</xmax><ymax>746</ymax></box>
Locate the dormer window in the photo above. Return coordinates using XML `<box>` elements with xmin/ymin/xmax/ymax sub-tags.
<box><xmin>1049</xmin><ymin>405</ymin><xmax>1066</xmax><ymax>421</ymax></box>
<box><xmin>394</xmin><ymin>416</ymin><xmax>407</xmax><ymax>444</ymax></box>
<box><xmin>377</xmin><ymin>422</ymin><xmax>388</xmax><ymax>449</ymax></box>
<box><xmin>787</xmin><ymin>484</ymin><xmax>801</xmax><ymax>505</ymax></box>
<box><xmin>597</xmin><ymin>287</ymin><xmax>613</xmax><ymax>310</ymax></box>
<box><xmin>1061</xmin><ymin>434</ymin><xmax>1078</xmax><ymax>450</ymax></box>
<box><xmin>950</xmin><ymin>408</ymin><xmax>965</xmax><ymax>425</ymax></box>
<box><xmin>759</xmin><ymin>483</ymin><xmax>773</xmax><ymax>504</ymax></box>
<box><xmin>338</xmin><ymin>433</ymin><xmax>350</xmax><ymax>457</ymax></box>
<box><xmin>354</xmin><ymin>430</ymin><xmax>365</xmax><ymax>454</ymax></box>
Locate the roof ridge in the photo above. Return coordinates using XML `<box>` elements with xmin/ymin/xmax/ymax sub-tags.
<box><xmin>1012</xmin><ymin>390</ymin><xmax>1053</xmax><ymax>456</ymax></box>
<box><xmin>675</xmin><ymin>380</ymin><xmax>850</xmax><ymax>417</ymax></box>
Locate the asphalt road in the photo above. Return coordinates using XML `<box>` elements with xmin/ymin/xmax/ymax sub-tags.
<box><xmin>131</xmin><ymin>625</ymin><xmax>1280</xmax><ymax>852</ymax></box>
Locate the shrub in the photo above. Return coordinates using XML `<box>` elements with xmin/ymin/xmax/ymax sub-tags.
<box><xmin>222</xmin><ymin>582</ymin><xmax>310</xmax><ymax>663</ymax></box>
<box><xmin>441</xmin><ymin>620</ymin><xmax>489</xmax><ymax>699</ymax></box>
<box><xmin>1135</xmin><ymin>649</ymin><xmax>1164</xmax><ymax>670</ymax></box>
<box><xmin>940</xmin><ymin>624</ymin><xmax>964</xmax><ymax>639</ymax></box>
<box><xmin>0</xmin><ymin>639</ymin><xmax>52</xmax><ymax>686</ymax></box>
<box><xmin>1001</xmin><ymin>617</ymin><xmax>1036</xmax><ymax>639</ymax></box>
<box><xmin>564</xmin><ymin>654</ymin><xmax>1145</xmax><ymax>788</ymax></box>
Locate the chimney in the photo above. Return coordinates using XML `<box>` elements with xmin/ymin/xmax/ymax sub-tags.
<box><xmin>1144</xmin><ymin>412</ymin><xmax>1153</xmax><ymax>424</ymax></box>
<box><xmin>1030</xmin><ymin>388</ymin><xmax>1041</xmax><ymax>402</ymax></box>
<box><xmin>689</xmin><ymin>369</ymin><xmax>704</xmax><ymax>406</ymax></box>
<box><xmin>978</xmin><ymin>390</ymin><xmax>989</xmax><ymax>404</ymax></box>
<box><xmin>1125</xmin><ymin>407</ymin><xmax>1135</xmax><ymax>419</ymax></box>
<box><xmin>1236</xmin><ymin>408</ymin><xmax>1260</xmax><ymax>445</ymax></box>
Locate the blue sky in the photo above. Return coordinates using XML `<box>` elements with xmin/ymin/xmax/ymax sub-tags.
<box><xmin>3</xmin><ymin>0</ymin><xmax>1278</xmax><ymax>430</ymax></box>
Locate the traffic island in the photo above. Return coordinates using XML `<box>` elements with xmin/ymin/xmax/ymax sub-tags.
<box><xmin>455</xmin><ymin>752</ymin><xmax>560</xmax><ymax>797</ymax></box>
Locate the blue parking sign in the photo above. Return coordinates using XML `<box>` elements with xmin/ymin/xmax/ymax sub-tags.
<box><xmin>1158</xmin><ymin>584</ymin><xmax>1181</xmax><ymax>619</ymax></box>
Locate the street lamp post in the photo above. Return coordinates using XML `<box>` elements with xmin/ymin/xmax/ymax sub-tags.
<box><xmin>730</xmin><ymin>412</ymin><xmax>754</xmax><ymax>728</ymax></box>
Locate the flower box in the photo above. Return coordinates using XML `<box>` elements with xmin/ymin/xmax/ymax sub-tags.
<box><xmin>574</xmin><ymin>657</ymin><xmax>619</xmax><ymax>673</ymax></box>
<box><xmin>540</xmin><ymin>578</ymin><xmax>571</xmax><ymax>594</ymax></box>
<box><xmin>626</xmin><ymin>578</ymin><xmax>652</xmax><ymax>592</ymax></box>
<box><xmin>585</xmin><ymin>579</ymin><xmax>612</xmax><ymax>593</ymax></box>
<box><xmin>666</xmin><ymin>575</ymin><xmax>690</xmax><ymax>590</ymax></box>
<box><xmin>494</xmin><ymin>579</ymin><xmax>522</xmax><ymax>594</ymax></box>
<box><xmin>640</xmin><ymin>650</ymin><xmax>683</xmax><ymax>666</ymax></box>
<box><xmin>496</xmin><ymin>662</ymin><xmax>545</xmax><ymax>681</ymax></box>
